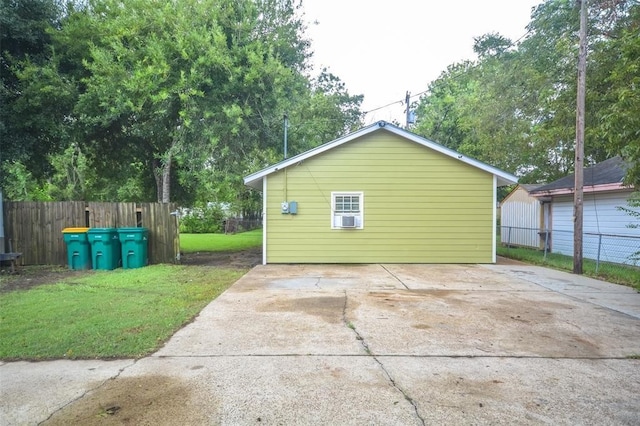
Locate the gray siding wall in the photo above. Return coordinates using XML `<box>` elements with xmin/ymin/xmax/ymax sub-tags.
<box><xmin>551</xmin><ymin>190</ymin><xmax>639</xmax><ymax>264</ymax></box>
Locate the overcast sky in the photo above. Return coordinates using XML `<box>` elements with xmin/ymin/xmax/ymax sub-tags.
<box><xmin>301</xmin><ymin>0</ymin><xmax>543</xmax><ymax>125</ymax></box>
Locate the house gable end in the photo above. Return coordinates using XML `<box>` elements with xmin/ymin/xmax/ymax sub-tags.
<box><xmin>244</xmin><ymin>121</ymin><xmax>517</xmax><ymax>189</ymax></box>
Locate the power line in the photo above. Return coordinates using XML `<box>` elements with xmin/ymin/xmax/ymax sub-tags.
<box><xmin>361</xmin><ymin>27</ymin><xmax>533</xmax><ymax>117</ymax></box>
<box><xmin>362</xmin><ymin>89</ymin><xmax>428</xmax><ymax>115</ymax></box>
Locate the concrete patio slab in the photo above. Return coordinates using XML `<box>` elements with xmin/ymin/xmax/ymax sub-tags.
<box><xmin>2</xmin><ymin>262</ymin><xmax>639</xmax><ymax>425</ymax></box>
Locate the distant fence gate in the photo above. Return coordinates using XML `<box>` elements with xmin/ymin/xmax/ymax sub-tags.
<box><xmin>3</xmin><ymin>202</ymin><xmax>179</xmax><ymax>266</ymax></box>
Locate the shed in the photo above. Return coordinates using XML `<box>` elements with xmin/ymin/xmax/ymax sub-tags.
<box><xmin>500</xmin><ymin>184</ymin><xmax>547</xmax><ymax>249</ymax></box>
<box><xmin>244</xmin><ymin>121</ymin><xmax>518</xmax><ymax>264</ymax></box>
<box><xmin>530</xmin><ymin>156</ymin><xmax>639</xmax><ymax>265</ymax></box>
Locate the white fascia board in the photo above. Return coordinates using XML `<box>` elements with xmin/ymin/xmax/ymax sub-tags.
<box><xmin>381</xmin><ymin>125</ymin><xmax>518</xmax><ymax>186</ymax></box>
<box><xmin>243</xmin><ymin>121</ymin><xmax>518</xmax><ymax>190</ymax></box>
<box><xmin>243</xmin><ymin>122</ymin><xmax>381</xmax><ymax>190</ymax></box>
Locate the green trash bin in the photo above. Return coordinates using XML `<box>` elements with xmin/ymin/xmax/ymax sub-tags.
<box><xmin>88</xmin><ymin>228</ymin><xmax>121</xmax><ymax>270</ymax></box>
<box><xmin>62</xmin><ymin>227</ymin><xmax>91</xmax><ymax>270</ymax></box>
<box><xmin>117</xmin><ymin>227</ymin><xmax>148</xmax><ymax>269</ymax></box>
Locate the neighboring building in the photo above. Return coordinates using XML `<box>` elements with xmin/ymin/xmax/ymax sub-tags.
<box><xmin>500</xmin><ymin>184</ymin><xmax>547</xmax><ymax>249</ymax></box>
<box><xmin>530</xmin><ymin>156</ymin><xmax>639</xmax><ymax>265</ymax></box>
<box><xmin>244</xmin><ymin>121</ymin><xmax>517</xmax><ymax>264</ymax></box>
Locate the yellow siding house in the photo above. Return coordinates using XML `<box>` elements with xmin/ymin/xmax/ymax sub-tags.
<box><xmin>244</xmin><ymin>121</ymin><xmax>517</xmax><ymax>264</ymax></box>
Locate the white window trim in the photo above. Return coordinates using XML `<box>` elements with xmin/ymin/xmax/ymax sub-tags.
<box><xmin>331</xmin><ymin>191</ymin><xmax>364</xmax><ymax>229</ymax></box>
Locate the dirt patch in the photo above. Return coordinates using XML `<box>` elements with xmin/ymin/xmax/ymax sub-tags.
<box><xmin>180</xmin><ymin>247</ymin><xmax>262</xmax><ymax>269</ymax></box>
<box><xmin>43</xmin><ymin>375</ymin><xmax>213</xmax><ymax>425</ymax></box>
<box><xmin>0</xmin><ymin>265</ymin><xmax>90</xmax><ymax>293</ymax></box>
<box><xmin>496</xmin><ymin>256</ymin><xmax>529</xmax><ymax>265</ymax></box>
<box><xmin>0</xmin><ymin>248</ymin><xmax>262</xmax><ymax>293</ymax></box>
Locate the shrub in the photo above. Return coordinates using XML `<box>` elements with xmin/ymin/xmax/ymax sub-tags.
<box><xmin>179</xmin><ymin>204</ymin><xmax>225</xmax><ymax>233</ymax></box>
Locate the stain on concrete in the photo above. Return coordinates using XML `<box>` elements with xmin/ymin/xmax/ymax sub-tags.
<box><xmin>44</xmin><ymin>375</ymin><xmax>213</xmax><ymax>425</ymax></box>
<box><xmin>258</xmin><ymin>296</ymin><xmax>347</xmax><ymax>324</ymax></box>
<box><xmin>361</xmin><ymin>289</ymin><xmax>607</xmax><ymax>357</ymax></box>
<box><xmin>412</xmin><ymin>324</ymin><xmax>431</xmax><ymax>329</ymax></box>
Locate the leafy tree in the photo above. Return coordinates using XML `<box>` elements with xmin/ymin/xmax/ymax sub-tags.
<box><xmin>286</xmin><ymin>69</ymin><xmax>364</xmax><ymax>156</ymax></box>
<box><xmin>412</xmin><ymin>61</ymin><xmax>476</xmax><ymax>152</ymax></box>
<box><xmin>597</xmin><ymin>2</ymin><xmax>640</xmax><ymax>187</ymax></box>
<box><xmin>1</xmin><ymin>0</ymin><xmax>364</xmax><ymax>206</ymax></box>
<box><xmin>73</xmin><ymin>0</ymin><xmax>315</xmax><ymax>203</ymax></box>
<box><xmin>413</xmin><ymin>0</ymin><xmax>639</xmax><ymax>187</ymax></box>
<box><xmin>0</xmin><ymin>0</ymin><xmax>68</xmax><ymax>184</ymax></box>
<box><xmin>0</xmin><ymin>161</ymin><xmax>52</xmax><ymax>200</ymax></box>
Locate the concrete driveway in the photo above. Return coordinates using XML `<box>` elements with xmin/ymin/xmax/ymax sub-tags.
<box><xmin>2</xmin><ymin>263</ymin><xmax>639</xmax><ymax>425</ymax></box>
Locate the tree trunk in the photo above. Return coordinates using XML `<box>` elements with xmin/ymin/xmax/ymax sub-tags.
<box><xmin>152</xmin><ymin>156</ymin><xmax>172</xmax><ymax>203</ymax></box>
<box><xmin>161</xmin><ymin>155</ymin><xmax>171</xmax><ymax>203</ymax></box>
<box><xmin>153</xmin><ymin>159</ymin><xmax>163</xmax><ymax>203</ymax></box>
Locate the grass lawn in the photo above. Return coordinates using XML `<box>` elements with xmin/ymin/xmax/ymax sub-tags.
<box><xmin>498</xmin><ymin>244</ymin><xmax>640</xmax><ymax>290</ymax></box>
<box><xmin>0</xmin><ymin>265</ymin><xmax>244</xmax><ymax>360</ymax></box>
<box><xmin>0</xmin><ymin>230</ymin><xmax>263</xmax><ymax>360</ymax></box>
<box><xmin>180</xmin><ymin>229</ymin><xmax>262</xmax><ymax>253</ymax></box>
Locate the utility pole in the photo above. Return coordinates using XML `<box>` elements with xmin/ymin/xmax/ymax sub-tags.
<box><xmin>405</xmin><ymin>91</ymin><xmax>411</xmax><ymax>128</ymax></box>
<box><xmin>574</xmin><ymin>0</ymin><xmax>588</xmax><ymax>274</ymax></box>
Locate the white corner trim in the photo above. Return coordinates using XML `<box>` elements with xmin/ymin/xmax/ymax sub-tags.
<box><xmin>492</xmin><ymin>175</ymin><xmax>497</xmax><ymax>264</ymax></box>
<box><xmin>262</xmin><ymin>176</ymin><xmax>267</xmax><ymax>265</ymax></box>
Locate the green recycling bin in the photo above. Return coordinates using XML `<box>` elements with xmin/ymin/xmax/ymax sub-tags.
<box><xmin>117</xmin><ymin>227</ymin><xmax>148</xmax><ymax>269</ymax></box>
<box><xmin>88</xmin><ymin>228</ymin><xmax>121</xmax><ymax>270</ymax></box>
<box><xmin>62</xmin><ymin>227</ymin><xmax>91</xmax><ymax>270</ymax></box>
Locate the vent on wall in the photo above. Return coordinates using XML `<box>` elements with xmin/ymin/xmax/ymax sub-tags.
<box><xmin>340</xmin><ymin>216</ymin><xmax>356</xmax><ymax>228</ymax></box>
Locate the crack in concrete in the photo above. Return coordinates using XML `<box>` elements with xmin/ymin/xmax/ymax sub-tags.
<box><xmin>38</xmin><ymin>359</ymin><xmax>138</xmax><ymax>425</ymax></box>
<box><xmin>380</xmin><ymin>265</ymin><xmax>410</xmax><ymax>290</ymax></box>
<box><xmin>154</xmin><ymin>354</ymin><xmax>637</xmax><ymax>360</ymax></box>
<box><xmin>341</xmin><ymin>290</ymin><xmax>425</xmax><ymax>426</ymax></box>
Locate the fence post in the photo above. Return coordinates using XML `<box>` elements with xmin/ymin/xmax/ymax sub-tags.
<box><xmin>543</xmin><ymin>229</ymin><xmax>549</xmax><ymax>261</ymax></box>
<box><xmin>507</xmin><ymin>226</ymin><xmax>512</xmax><ymax>252</ymax></box>
<box><xmin>596</xmin><ymin>234</ymin><xmax>602</xmax><ymax>274</ymax></box>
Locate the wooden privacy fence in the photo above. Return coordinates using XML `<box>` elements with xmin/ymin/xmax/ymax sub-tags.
<box><xmin>3</xmin><ymin>202</ymin><xmax>179</xmax><ymax>266</ymax></box>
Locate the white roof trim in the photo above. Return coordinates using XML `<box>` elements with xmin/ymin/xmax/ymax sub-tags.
<box><xmin>244</xmin><ymin>121</ymin><xmax>518</xmax><ymax>189</ymax></box>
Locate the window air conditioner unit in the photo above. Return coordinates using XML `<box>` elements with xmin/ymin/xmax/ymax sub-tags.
<box><xmin>340</xmin><ymin>216</ymin><xmax>356</xmax><ymax>228</ymax></box>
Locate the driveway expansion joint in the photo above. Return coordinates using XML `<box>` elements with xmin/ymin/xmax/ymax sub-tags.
<box><xmin>380</xmin><ymin>265</ymin><xmax>410</xmax><ymax>289</ymax></box>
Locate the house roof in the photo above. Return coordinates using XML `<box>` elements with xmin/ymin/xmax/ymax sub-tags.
<box><xmin>530</xmin><ymin>156</ymin><xmax>630</xmax><ymax>196</ymax></box>
<box><xmin>500</xmin><ymin>183</ymin><xmax>544</xmax><ymax>205</ymax></box>
<box><xmin>520</xmin><ymin>183</ymin><xmax>544</xmax><ymax>192</ymax></box>
<box><xmin>244</xmin><ymin>121</ymin><xmax>518</xmax><ymax>190</ymax></box>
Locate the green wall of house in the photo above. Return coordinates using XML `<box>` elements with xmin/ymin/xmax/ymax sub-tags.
<box><xmin>265</xmin><ymin>131</ymin><xmax>495</xmax><ymax>263</ymax></box>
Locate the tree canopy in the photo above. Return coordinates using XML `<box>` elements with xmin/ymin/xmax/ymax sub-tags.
<box><xmin>413</xmin><ymin>0</ymin><xmax>640</xmax><ymax>188</ymax></box>
<box><xmin>0</xmin><ymin>0</ymin><xmax>363</xmax><ymax>208</ymax></box>
<box><xmin>1</xmin><ymin>0</ymin><xmax>638</xmax><ymax>207</ymax></box>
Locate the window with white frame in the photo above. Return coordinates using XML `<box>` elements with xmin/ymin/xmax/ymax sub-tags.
<box><xmin>331</xmin><ymin>192</ymin><xmax>363</xmax><ymax>229</ymax></box>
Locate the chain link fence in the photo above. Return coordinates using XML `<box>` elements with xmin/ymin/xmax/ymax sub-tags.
<box><xmin>499</xmin><ymin>226</ymin><xmax>640</xmax><ymax>276</ymax></box>
<box><xmin>222</xmin><ymin>218</ymin><xmax>262</xmax><ymax>234</ymax></box>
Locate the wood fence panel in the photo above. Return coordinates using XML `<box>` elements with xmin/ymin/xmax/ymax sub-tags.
<box><xmin>140</xmin><ymin>202</ymin><xmax>179</xmax><ymax>265</ymax></box>
<box><xmin>87</xmin><ymin>202</ymin><xmax>117</xmax><ymax>228</ymax></box>
<box><xmin>117</xmin><ymin>203</ymin><xmax>138</xmax><ymax>227</ymax></box>
<box><xmin>4</xmin><ymin>201</ymin><xmax>85</xmax><ymax>265</ymax></box>
<box><xmin>3</xmin><ymin>201</ymin><xmax>178</xmax><ymax>266</ymax></box>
